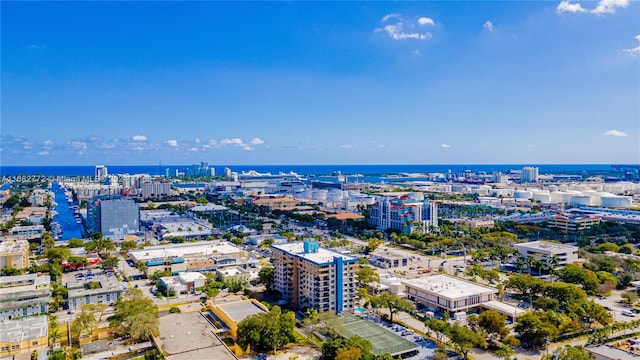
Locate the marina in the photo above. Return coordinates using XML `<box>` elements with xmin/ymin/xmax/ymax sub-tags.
<box><xmin>50</xmin><ymin>182</ymin><xmax>85</xmax><ymax>241</ymax></box>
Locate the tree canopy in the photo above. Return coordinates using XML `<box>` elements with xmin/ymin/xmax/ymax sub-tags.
<box><xmin>237</xmin><ymin>306</ymin><xmax>296</xmax><ymax>353</ymax></box>
<box><xmin>110</xmin><ymin>288</ymin><xmax>159</xmax><ymax>342</ymax></box>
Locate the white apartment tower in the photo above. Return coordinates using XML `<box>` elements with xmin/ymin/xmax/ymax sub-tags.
<box><xmin>521</xmin><ymin>167</ymin><xmax>539</xmax><ymax>183</ymax></box>
<box><xmin>95</xmin><ymin>165</ymin><xmax>108</xmax><ymax>182</ymax></box>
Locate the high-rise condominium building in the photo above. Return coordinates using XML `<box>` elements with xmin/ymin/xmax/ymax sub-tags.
<box><xmin>521</xmin><ymin>167</ymin><xmax>539</xmax><ymax>183</ymax></box>
<box><xmin>95</xmin><ymin>165</ymin><xmax>108</xmax><ymax>182</ymax></box>
<box><xmin>271</xmin><ymin>241</ymin><xmax>358</xmax><ymax>314</ymax></box>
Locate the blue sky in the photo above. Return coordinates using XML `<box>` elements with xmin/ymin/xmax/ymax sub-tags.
<box><xmin>2</xmin><ymin>1</ymin><xmax>639</xmax><ymax>166</ymax></box>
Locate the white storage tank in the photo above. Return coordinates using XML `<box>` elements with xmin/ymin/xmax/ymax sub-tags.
<box><xmin>532</xmin><ymin>191</ymin><xmax>551</xmax><ymax>203</ymax></box>
<box><xmin>514</xmin><ymin>190</ymin><xmax>533</xmax><ymax>199</ymax></box>
<box><xmin>311</xmin><ymin>189</ymin><xmax>328</xmax><ymax>201</ymax></box>
<box><xmin>327</xmin><ymin>189</ymin><xmax>343</xmax><ymax>202</ymax></box>
<box><xmin>601</xmin><ymin>195</ymin><xmax>633</xmax><ymax>208</ymax></box>
<box><xmin>571</xmin><ymin>195</ymin><xmax>592</xmax><ymax>206</ymax></box>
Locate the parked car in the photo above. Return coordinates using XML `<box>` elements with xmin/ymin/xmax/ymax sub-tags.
<box><xmin>622</xmin><ymin>310</ymin><xmax>635</xmax><ymax>317</ymax></box>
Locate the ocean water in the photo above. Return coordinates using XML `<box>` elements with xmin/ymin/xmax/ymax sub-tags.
<box><xmin>0</xmin><ymin>164</ymin><xmax>617</xmax><ymax>177</ymax></box>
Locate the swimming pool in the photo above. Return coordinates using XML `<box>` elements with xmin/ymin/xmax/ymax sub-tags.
<box><xmin>355</xmin><ymin>306</ymin><xmax>367</xmax><ymax>314</ymax></box>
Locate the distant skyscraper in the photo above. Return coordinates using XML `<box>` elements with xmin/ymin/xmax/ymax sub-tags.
<box><xmin>521</xmin><ymin>167</ymin><xmax>539</xmax><ymax>183</ymax></box>
<box><xmin>95</xmin><ymin>165</ymin><xmax>108</xmax><ymax>182</ymax></box>
<box><xmin>87</xmin><ymin>197</ymin><xmax>140</xmax><ymax>239</ymax></box>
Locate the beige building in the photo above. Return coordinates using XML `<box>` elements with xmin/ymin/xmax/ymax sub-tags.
<box><xmin>0</xmin><ymin>240</ymin><xmax>29</xmax><ymax>270</ymax></box>
<box><xmin>251</xmin><ymin>195</ymin><xmax>297</xmax><ymax>210</ymax></box>
<box><xmin>272</xmin><ymin>241</ymin><xmax>358</xmax><ymax>314</ymax></box>
<box><xmin>0</xmin><ymin>316</ymin><xmax>48</xmax><ymax>357</ymax></box>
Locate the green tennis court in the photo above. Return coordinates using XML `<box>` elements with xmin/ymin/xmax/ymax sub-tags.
<box><xmin>340</xmin><ymin>313</ymin><xmax>418</xmax><ymax>356</ymax></box>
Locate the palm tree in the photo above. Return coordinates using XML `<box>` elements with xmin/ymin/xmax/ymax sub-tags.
<box><xmin>515</xmin><ymin>257</ymin><xmax>526</xmax><ymax>274</ymax></box>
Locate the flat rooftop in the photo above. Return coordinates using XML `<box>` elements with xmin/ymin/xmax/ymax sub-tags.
<box><xmin>272</xmin><ymin>242</ymin><xmax>357</xmax><ymax>265</ymax></box>
<box><xmin>402</xmin><ymin>275</ymin><xmax>497</xmax><ymax>299</ymax></box>
<box><xmin>0</xmin><ymin>239</ymin><xmax>28</xmax><ymax>253</ymax></box>
<box><xmin>586</xmin><ymin>344</ymin><xmax>640</xmax><ymax>359</ymax></box>
<box><xmin>513</xmin><ymin>240</ymin><xmax>578</xmax><ymax>252</ymax></box>
<box><xmin>216</xmin><ymin>300</ymin><xmax>268</xmax><ymax>323</ymax></box>
<box><xmin>65</xmin><ymin>271</ymin><xmax>122</xmax><ymax>299</ymax></box>
<box><xmin>155</xmin><ymin>312</ymin><xmax>236</xmax><ymax>360</ymax></box>
<box><xmin>0</xmin><ymin>316</ymin><xmax>47</xmax><ymax>343</ymax></box>
<box><xmin>482</xmin><ymin>300</ymin><xmax>526</xmax><ymax>318</ymax></box>
<box><xmin>129</xmin><ymin>241</ymin><xmax>240</xmax><ymax>262</ymax></box>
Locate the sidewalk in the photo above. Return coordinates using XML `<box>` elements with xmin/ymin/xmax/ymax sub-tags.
<box><xmin>81</xmin><ymin>341</ymin><xmax>153</xmax><ymax>360</ymax></box>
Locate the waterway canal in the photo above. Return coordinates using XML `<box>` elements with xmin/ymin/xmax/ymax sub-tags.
<box><xmin>51</xmin><ymin>182</ymin><xmax>85</xmax><ymax>240</ymax></box>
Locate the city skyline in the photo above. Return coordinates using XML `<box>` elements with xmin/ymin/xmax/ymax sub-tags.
<box><xmin>2</xmin><ymin>1</ymin><xmax>639</xmax><ymax>166</ymax></box>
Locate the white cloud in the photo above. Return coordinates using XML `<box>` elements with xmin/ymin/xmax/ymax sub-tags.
<box><xmin>208</xmin><ymin>139</ymin><xmax>218</xmax><ymax>146</ymax></box>
<box><xmin>604</xmin><ymin>129</ymin><xmax>627</xmax><ymax>137</ymax></box>
<box><xmin>418</xmin><ymin>17</ymin><xmax>434</xmax><ymax>26</ymax></box>
<box><xmin>384</xmin><ymin>23</ymin><xmax>431</xmax><ymax>40</ymax></box>
<box><xmin>187</xmin><ymin>147</ymin><xmax>199</xmax><ymax>152</ymax></box>
<box><xmin>166</xmin><ymin>139</ymin><xmax>178</xmax><ymax>147</ymax></box>
<box><xmin>440</xmin><ymin>144</ymin><xmax>451</xmax><ymax>148</ymax></box>
<box><xmin>557</xmin><ymin>0</ymin><xmax>587</xmax><ymax>13</ymax></box>
<box><xmin>381</xmin><ymin>13</ymin><xmax>400</xmax><ymax>22</ymax></box>
<box><xmin>43</xmin><ymin>140</ymin><xmax>54</xmax><ymax>149</ymax></box>
<box><xmin>250</xmin><ymin>138</ymin><xmax>265</xmax><ymax>145</ymax></box>
<box><xmin>37</xmin><ymin>151</ymin><xmax>49</xmax><ymax>156</ymax></box>
<box><xmin>528</xmin><ymin>144</ymin><xmax>536</xmax><ymax>148</ymax></box>
<box><xmin>67</xmin><ymin>140</ymin><xmax>87</xmax><ymax>150</ymax></box>
<box><xmin>623</xmin><ymin>35</ymin><xmax>640</xmax><ymax>55</ymax></box>
<box><xmin>411</xmin><ymin>49</ymin><xmax>421</xmax><ymax>56</ymax></box>
<box><xmin>484</xmin><ymin>20</ymin><xmax>494</xmax><ymax>32</ymax></box>
<box><xmin>221</xmin><ymin>138</ymin><xmax>244</xmax><ymax>146</ymax></box>
<box><xmin>194</xmin><ymin>138</ymin><xmax>201</xmax><ymax>144</ymax></box>
<box><xmin>591</xmin><ymin>0</ymin><xmax>629</xmax><ymax>14</ymax></box>
<box><xmin>132</xmin><ymin>135</ymin><xmax>147</xmax><ymax>141</ymax></box>
<box><xmin>339</xmin><ymin>144</ymin><xmax>353</xmax><ymax>149</ymax></box>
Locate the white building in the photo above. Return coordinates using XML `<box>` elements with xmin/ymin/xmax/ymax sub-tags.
<box><xmin>521</xmin><ymin>167</ymin><xmax>539</xmax><ymax>183</ymax></box>
<box><xmin>511</xmin><ymin>240</ymin><xmax>579</xmax><ymax>265</ymax></box>
<box><xmin>0</xmin><ymin>274</ymin><xmax>51</xmax><ymax>320</ymax></box>
<box><xmin>403</xmin><ymin>275</ymin><xmax>498</xmax><ymax>314</ymax></box>
<box><xmin>142</xmin><ymin>181</ymin><xmax>172</xmax><ymax>199</ymax></box>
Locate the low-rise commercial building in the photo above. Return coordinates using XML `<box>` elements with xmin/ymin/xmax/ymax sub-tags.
<box><xmin>512</xmin><ymin>240</ymin><xmax>579</xmax><ymax>266</ymax></box>
<box><xmin>209</xmin><ymin>298</ymin><xmax>269</xmax><ymax>339</ymax></box>
<box><xmin>9</xmin><ymin>225</ymin><xmax>45</xmax><ymax>240</ymax></box>
<box><xmin>154</xmin><ymin>312</ymin><xmax>237</xmax><ymax>360</ymax></box>
<box><xmin>154</xmin><ymin>219</ymin><xmax>213</xmax><ymax>241</ymax></box>
<box><xmin>0</xmin><ymin>274</ymin><xmax>50</xmax><ymax>320</ymax></box>
<box><xmin>0</xmin><ymin>316</ymin><xmax>48</xmax><ymax>358</ymax></box>
<box><xmin>550</xmin><ymin>213</ymin><xmax>600</xmax><ymax>233</ymax></box>
<box><xmin>0</xmin><ymin>240</ymin><xmax>29</xmax><ymax>270</ymax></box>
<box><xmin>129</xmin><ymin>241</ymin><xmax>242</xmax><ymax>275</ymax></box>
<box><xmin>159</xmin><ymin>272</ymin><xmax>207</xmax><ymax>295</ymax></box>
<box><xmin>369</xmin><ymin>248</ymin><xmax>411</xmax><ymax>269</ymax></box>
<box><xmin>403</xmin><ymin>275</ymin><xmax>498</xmax><ymax>314</ymax></box>
<box><xmin>66</xmin><ymin>271</ymin><xmax>122</xmax><ymax>309</ymax></box>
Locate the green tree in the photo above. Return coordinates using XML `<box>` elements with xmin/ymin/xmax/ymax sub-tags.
<box><xmin>48</xmin><ymin>315</ymin><xmax>60</xmax><ymax>346</ymax></box>
<box><xmin>514</xmin><ymin>311</ymin><xmax>558</xmax><ymax>349</ymax></box>
<box><xmin>356</xmin><ymin>265</ymin><xmax>380</xmax><ymax>295</ymax></box>
<box><xmin>67</xmin><ymin>238</ymin><xmax>85</xmax><ymax>248</ymax></box>
<box><xmin>258</xmin><ymin>266</ymin><xmax>274</xmax><ymax>292</ymax></box>
<box><xmin>120</xmin><ymin>240</ymin><xmax>139</xmax><ymax>252</ymax></box>
<box><xmin>321</xmin><ymin>336</ymin><xmax>372</xmax><ymax>360</ymax></box>
<box><xmin>366</xmin><ymin>238</ymin><xmax>383</xmax><ymax>253</ymax></box>
<box><xmin>368</xmin><ymin>292</ymin><xmax>415</xmax><ymax>323</ymax></box>
<box><xmin>495</xmin><ymin>344</ymin><xmax>515</xmax><ymax>360</ymax></box>
<box><xmin>551</xmin><ymin>345</ymin><xmax>594</xmax><ymax>360</ymax></box>
<box><xmin>449</xmin><ymin>323</ymin><xmax>487</xmax><ymax>359</ymax></box>
<box><xmin>110</xmin><ymin>288</ymin><xmax>159</xmax><ymax>342</ymax></box>
<box><xmin>622</xmin><ymin>291</ymin><xmax>639</xmax><ymax>305</ymax></box>
<box><xmin>71</xmin><ymin>308</ymin><xmax>99</xmax><ymax>342</ymax></box>
<box><xmin>477</xmin><ymin>310</ymin><xmax>509</xmax><ymax>340</ymax></box>
<box><xmin>100</xmin><ymin>256</ymin><xmax>120</xmax><ymax>270</ymax></box>
<box><xmin>134</xmin><ymin>260</ymin><xmax>148</xmax><ymax>273</ymax></box>
<box><xmin>237</xmin><ymin>306</ymin><xmax>296</xmax><ymax>353</ymax></box>
<box><xmin>505</xmin><ymin>274</ymin><xmax>545</xmax><ymax>301</ymax></box>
